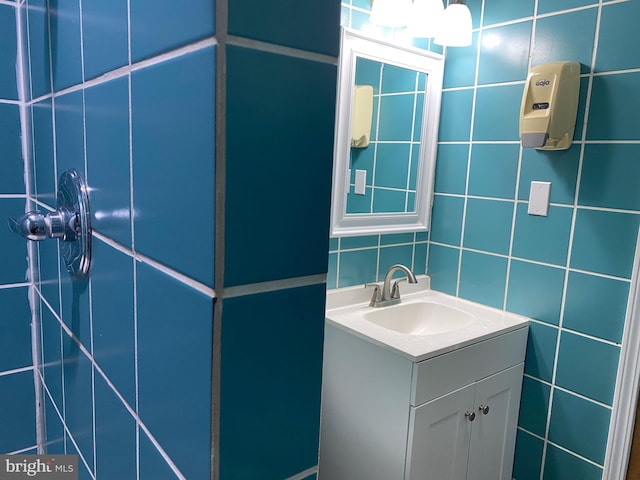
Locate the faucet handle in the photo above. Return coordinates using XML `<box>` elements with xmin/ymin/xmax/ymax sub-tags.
<box><xmin>365</xmin><ymin>283</ymin><xmax>382</xmax><ymax>306</ymax></box>
<box><xmin>390</xmin><ymin>278</ymin><xmax>407</xmax><ymax>299</ymax></box>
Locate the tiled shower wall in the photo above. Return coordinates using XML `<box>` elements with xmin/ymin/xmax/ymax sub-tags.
<box><xmin>0</xmin><ymin>0</ymin><xmax>37</xmax><ymax>456</ymax></box>
<box><xmin>23</xmin><ymin>0</ymin><xmax>339</xmax><ymax>480</ymax></box>
<box><xmin>427</xmin><ymin>0</ymin><xmax>640</xmax><ymax>478</ymax></box>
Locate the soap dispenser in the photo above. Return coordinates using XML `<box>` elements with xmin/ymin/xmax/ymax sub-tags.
<box><xmin>519</xmin><ymin>61</ymin><xmax>580</xmax><ymax>150</ymax></box>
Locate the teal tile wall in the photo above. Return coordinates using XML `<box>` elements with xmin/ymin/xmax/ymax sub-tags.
<box><xmin>427</xmin><ymin>0</ymin><xmax>640</xmax><ymax>477</ymax></box>
<box><xmin>22</xmin><ymin>0</ymin><xmax>338</xmax><ymax>479</ymax></box>
<box><xmin>0</xmin><ymin>1</ymin><xmax>37</xmax><ymax>456</ymax></box>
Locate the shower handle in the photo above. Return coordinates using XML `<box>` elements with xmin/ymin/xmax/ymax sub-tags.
<box><xmin>8</xmin><ymin>209</ymin><xmax>77</xmax><ymax>242</ymax></box>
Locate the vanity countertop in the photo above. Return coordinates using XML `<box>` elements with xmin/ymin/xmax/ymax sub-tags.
<box><xmin>326</xmin><ymin>277</ymin><xmax>530</xmax><ymax>362</ymax></box>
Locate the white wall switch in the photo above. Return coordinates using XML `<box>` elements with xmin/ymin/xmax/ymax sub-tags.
<box><xmin>355</xmin><ymin>169</ymin><xmax>367</xmax><ymax>195</ymax></box>
<box><xmin>528</xmin><ymin>181</ymin><xmax>551</xmax><ymax>216</ymax></box>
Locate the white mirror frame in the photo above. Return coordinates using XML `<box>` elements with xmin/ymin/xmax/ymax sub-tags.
<box><xmin>330</xmin><ymin>28</ymin><xmax>444</xmax><ymax>237</ymax></box>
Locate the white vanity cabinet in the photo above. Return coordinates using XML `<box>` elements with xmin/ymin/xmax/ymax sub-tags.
<box><xmin>318</xmin><ymin>322</ymin><xmax>528</xmax><ymax>480</ymax></box>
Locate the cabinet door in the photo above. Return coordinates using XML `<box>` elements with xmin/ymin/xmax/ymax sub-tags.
<box><xmin>467</xmin><ymin>363</ymin><xmax>525</xmax><ymax>480</ymax></box>
<box><xmin>406</xmin><ymin>384</ymin><xmax>475</xmax><ymax>480</ymax></box>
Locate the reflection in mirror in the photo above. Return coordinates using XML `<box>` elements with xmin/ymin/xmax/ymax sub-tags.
<box><xmin>331</xmin><ymin>29</ymin><xmax>444</xmax><ymax>237</ymax></box>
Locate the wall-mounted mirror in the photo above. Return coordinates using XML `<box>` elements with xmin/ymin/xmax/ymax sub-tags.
<box><xmin>330</xmin><ymin>28</ymin><xmax>444</xmax><ymax>237</ymax></box>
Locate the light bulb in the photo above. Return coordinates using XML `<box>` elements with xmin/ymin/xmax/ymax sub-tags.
<box><xmin>434</xmin><ymin>2</ymin><xmax>472</xmax><ymax>47</ymax></box>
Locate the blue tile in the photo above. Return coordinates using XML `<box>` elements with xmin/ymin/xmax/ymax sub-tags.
<box><xmin>338</xmin><ymin>248</ymin><xmax>377</xmax><ymax>287</ymax></box>
<box><xmin>563</xmin><ymin>271</ymin><xmax>629</xmax><ymax>343</ymax></box>
<box><xmin>412</xmin><ymin>94</ymin><xmax>424</xmax><ymax>142</ymax></box>
<box><xmin>54</xmin><ymin>90</ymin><xmax>85</xmax><ymax>175</ymax></box>
<box><xmin>85</xmin><ymin>77</ymin><xmax>131</xmax><ymax>247</ymax></box>
<box><xmin>43</xmin><ymin>394</ymin><xmax>64</xmax><ymax>454</ymax></box>
<box><xmin>512</xmin><ymin>204</ymin><xmax>573</xmax><ymax>266</ymax></box>
<box><xmin>380</xmin><ymin>233</ymin><xmax>414</xmax><ymax>245</ymax></box>
<box><xmin>329</xmin><ymin>237</ymin><xmax>339</xmax><ymax>251</ymax></box>
<box><xmin>41</xmin><ymin>305</ymin><xmax>63</xmax><ymax>409</ymax></box>
<box><xmin>414</xmin><ymin>242</ymin><xmax>427</xmax><ymax>275</ymax></box>
<box><xmin>0</xmin><ymin>198</ymin><xmax>29</xmax><ymax>285</ymax></box>
<box><xmin>132</xmin><ymin>48</ymin><xmax>215</xmax><ymax>287</ymax></box>
<box><xmin>327</xmin><ymin>252</ymin><xmax>338</xmax><ymax>289</ymax></box>
<box><xmin>340</xmin><ymin>5</ymin><xmax>350</xmax><ymax>27</ymax></box>
<box><xmin>595</xmin><ymin>1</ymin><xmax>640</xmax><ymax>72</ymax></box>
<box><xmin>574</xmin><ymin>77</ymin><xmax>590</xmax><ymax>141</ymax></box>
<box><xmin>351</xmin><ymin>9</ymin><xmax>373</xmax><ymax>33</ymax></box>
<box><xmin>81</xmin><ymin>0</ymin><xmax>128</xmax><ymax>79</ymax></box>
<box><xmin>434</xmin><ymin>144</ymin><xmax>469</xmax><ymax>195</ymax></box>
<box><xmin>443</xmin><ymin>32</ymin><xmax>478</xmax><ymax>89</ymax></box>
<box><xmin>537</xmin><ymin>0</ymin><xmax>594</xmax><ymax>15</ymax></box>
<box><xmin>32</xmin><ymin>99</ymin><xmax>56</xmax><ymax>206</ymax></box>
<box><xmin>430</xmin><ymin>195</ymin><xmax>464</xmax><ymax>246</ymax></box>
<box><xmin>556</xmin><ymin>332</ymin><xmax>619</xmax><ymax>405</ymax></box>
<box><xmin>90</xmin><ymin>240</ymin><xmax>135</xmax><ymax>405</ymax></box>
<box><xmin>355</xmin><ymin>57</ymin><xmax>381</xmax><ymax>94</ymax></box>
<box><xmin>483</xmin><ymin>0</ymin><xmax>534</xmax><ymax>25</ymax></box>
<box><xmin>378</xmin><ymin>245</ymin><xmax>414</xmax><ymax>281</ymax></box>
<box><xmin>93</xmin><ymin>373</ymin><xmax>136</xmax><ymax>479</ymax></box>
<box><xmin>225</xmin><ymin>46</ymin><xmax>334</xmax><ymax>286</ymax></box>
<box><xmin>507</xmin><ymin>260</ymin><xmax>565</xmax><ymax>325</ymax></box>
<box><xmin>130</xmin><ymin>0</ymin><xmax>214</xmax><ymax>62</ymax></box>
<box><xmin>438</xmin><ymin>89</ymin><xmax>473</xmax><ymax>142</ymax></box>
<box><xmin>37</xmin><ymin>239</ymin><xmax>60</xmax><ymax>315</ymax></box>
<box><xmin>372</xmin><ymin>188</ymin><xmax>408</xmax><ymax>213</ymax></box>
<box><xmin>228</xmin><ymin>0</ymin><xmax>340</xmax><ymax>57</ymax></box>
<box><xmin>374</xmin><ymin>143</ymin><xmax>411</xmax><ymax>188</ymax></box>
<box><xmin>27</xmin><ymin>0</ymin><xmax>51</xmax><ymax>98</ymax></box>
<box><xmin>513</xmin><ymin>430</ymin><xmax>544</xmax><ymax>480</ymax></box>
<box><xmin>341</xmin><ymin>235</ymin><xmax>378</xmax><ymax>249</ymax></box>
<box><xmin>50</xmin><ymin>0</ymin><xmax>82</xmax><ymax>90</ymax></box>
<box><xmin>570</xmin><ymin>209</ymin><xmax>640</xmax><ymax>278</ymax></box>
<box><xmin>350</xmin><ymin>146</ymin><xmax>375</xmax><ymax>184</ymax></box>
<box><xmin>463</xmin><ymin>198</ymin><xmax>513</xmax><ymax>255</ymax></box>
<box><xmin>518</xmin><ymin>145</ymin><xmax>580</xmax><ymax>205</ymax></box>
<box><xmin>0</xmin><ymin>371</ymin><xmax>36</xmax><ymax>453</ymax></box>
<box><xmin>580</xmin><ymin>144</ymin><xmax>640</xmax><ymax>211</ymax></box>
<box><xmin>221</xmin><ymin>284</ymin><xmax>325</xmax><ymax>480</ymax></box>
<box><xmin>0</xmin><ymin>103</ymin><xmax>24</xmax><ymax>194</ymax></box>
<box><xmin>519</xmin><ymin>377</ymin><xmax>550</xmax><ymax>438</ymax></box>
<box><xmin>378</xmin><ymin>94</ymin><xmax>416</xmax><ymax>141</ymax></box>
<box><xmin>66</xmin><ymin>442</ymin><xmax>93</xmax><ymax>480</ymax></box>
<box><xmin>478</xmin><ymin>22</ymin><xmax>532</xmax><ymax>85</ymax></box>
<box><xmin>0</xmin><ymin>287</ymin><xmax>32</xmax><ymax>371</ymax></box>
<box><xmin>427</xmin><ymin>244</ymin><xmax>459</xmax><ymax>296</ymax></box>
<box><xmin>346</xmin><ymin>186</ymin><xmax>373</xmax><ymax>213</ymax></box>
<box><xmin>548</xmin><ymin>389</ymin><xmax>611</xmax><ymax>464</ymax></box>
<box><xmin>468</xmin><ymin>144</ymin><xmax>519</xmax><ymax>199</ymax></box>
<box><xmin>139</xmin><ymin>431</ymin><xmax>180</xmax><ymax>479</ymax></box>
<box><xmin>136</xmin><ymin>263</ymin><xmax>212</xmax><ymax>480</ymax></box>
<box><xmin>543</xmin><ymin>444</ymin><xmax>603</xmax><ymax>480</ymax></box>
<box><xmin>473</xmin><ymin>84</ymin><xmax>522</xmax><ymax>141</ymax></box>
<box><xmin>62</xmin><ymin>340</ymin><xmax>94</xmax><ymax>469</ymax></box>
<box><xmin>0</xmin><ymin>5</ymin><xmax>18</xmax><ymax>100</ymax></box>
<box><xmin>459</xmin><ymin>250</ymin><xmax>508</xmax><ymax>309</ymax></box>
<box><xmin>587</xmin><ymin>73</ymin><xmax>640</xmax><ymax>141</ymax></box>
<box><xmin>532</xmin><ymin>9</ymin><xmax>597</xmax><ymax>74</ymax></box>
<box><xmin>381</xmin><ymin>63</ymin><xmax>418</xmax><ymax>94</ymax></box>
<box><xmin>60</xmin><ymin>270</ymin><xmax>90</xmax><ymax>347</ymax></box>
<box><xmin>416</xmin><ymin>231</ymin><xmax>429</xmax><ymax>242</ymax></box>
<box><xmin>525</xmin><ymin>321</ymin><xmax>558</xmax><ymax>382</ymax></box>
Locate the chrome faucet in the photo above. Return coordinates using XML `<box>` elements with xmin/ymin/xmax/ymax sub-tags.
<box><xmin>367</xmin><ymin>264</ymin><xmax>418</xmax><ymax>308</ymax></box>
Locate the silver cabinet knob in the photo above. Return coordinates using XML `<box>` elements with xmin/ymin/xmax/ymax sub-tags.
<box><xmin>479</xmin><ymin>405</ymin><xmax>490</xmax><ymax>415</ymax></box>
<box><xmin>465</xmin><ymin>411</ymin><xmax>476</xmax><ymax>422</ymax></box>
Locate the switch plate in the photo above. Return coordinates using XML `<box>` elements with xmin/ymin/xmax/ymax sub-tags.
<box><xmin>355</xmin><ymin>169</ymin><xmax>367</xmax><ymax>195</ymax></box>
<box><xmin>528</xmin><ymin>181</ymin><xmax>551</xmax><ymax>216</ymax></box>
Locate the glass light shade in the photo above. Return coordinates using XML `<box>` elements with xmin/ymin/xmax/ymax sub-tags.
<box><xmin>434</xmin><ymin>2</ymin><xmax>472</xmax><ymax>47</ymax></box>
<box><xmin>370</xmin><ymin>0</ymin><xmax>412</xmax><ymax>27</ymax></box>
<box><xmin>406</xmin><ymin>0</ymin><xmax>445</xmax><ymax>38</ymax></box>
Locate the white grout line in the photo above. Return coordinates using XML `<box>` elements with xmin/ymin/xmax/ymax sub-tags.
<box><xmin>27</xmin><ymin>37</ymin><xmax>218</xmax><ymax>106</ymax></box>
<box><xmin>284</xmin><ymin>466</ymin><xmax>318</xmax><ymax>480</ymax></box>
<box><xmin>0</xmin><ymin>365</ymin><xmax>34</xmax><ymax>377</ymax></box>
<box><xmin>7</xmin><ymin>445</ymin><xmax>39</xmax><ymax>455</ymax></box>
<box><xmin>223</xmin><ymin>274</ymin><xmax>327</xmax><ymax>299</ymax></box>
<box><xmin>227</xmin><ymin>35</ymin><xmax>338</xmax><ymax>65</ymax></box>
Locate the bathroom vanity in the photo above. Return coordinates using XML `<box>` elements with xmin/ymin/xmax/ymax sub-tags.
<box><xmin>318</xmin><ymin>280</ymin><xmax>530</xmax><ymax>480</ymax></box>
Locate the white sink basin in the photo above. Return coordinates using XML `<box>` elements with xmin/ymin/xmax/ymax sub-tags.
<box><xmin>365</xmin><ymin>301</ymin><xmax>475</xmax><ymax>335</ymax></box>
